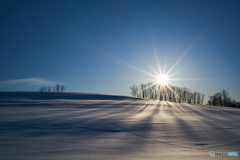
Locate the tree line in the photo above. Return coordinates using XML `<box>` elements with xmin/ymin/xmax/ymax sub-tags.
<box><xmin>130</xmin><ymin>83</ymin><xmax>205</xmax><ymax>104</ymax></box>
<box><xmin>208</xmin><ymin>90</ymin><xmax>240</xmax><ymax>107</ymax></box>
<box><xmin>39</xmin><ymin>84</ymin><xmax>65</xmax><ymax>92</ymax></box>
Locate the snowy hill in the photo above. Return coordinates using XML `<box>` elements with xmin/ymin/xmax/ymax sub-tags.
<box><xmin>0</xmin><ymin>92</ymin><xmax>240</xmax><ymax>160</ymax></box>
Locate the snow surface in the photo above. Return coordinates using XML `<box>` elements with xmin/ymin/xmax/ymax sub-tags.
<box><xmin>0</xmin><ymin>92</ymin><xmax>240</xmax><ymax>160</ymax></box>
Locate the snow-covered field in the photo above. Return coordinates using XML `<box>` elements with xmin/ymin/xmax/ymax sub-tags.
<box><xmin>0</xmin><ymin>92</ymin><xmax>240</xmax><ymax>160</ymax></box>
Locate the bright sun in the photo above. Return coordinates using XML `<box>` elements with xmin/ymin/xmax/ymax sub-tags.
<box><xmin>158</xmin><ymin>75</ymin><xmax>168</xmax><ymax>85</ymax></box>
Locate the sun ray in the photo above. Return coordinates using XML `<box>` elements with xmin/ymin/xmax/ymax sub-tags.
<box><xmin>150</xmin><ymin>28</ymin><xmax>163</xmax><ymax>76</ymax></box>
<box><xmin>163</xmin><ymin>85</ymin><xmax>168</xmax><ymax>101</ymax></box>
<box><xmin>81</xmin><ymin>40</ymin><xmax>159</xmax><ymax>79</ymax></box>
<box><xmin>149</xmin><ymin>83</ymin><xmax>159</xmax><ymax>99</ymax></box>
<box><xmin>169</xmin><ymin>78</ymin><xmax>203</xmax><ymax>81</ymax></box>
<box><xmin>158</xmin><ymin>84</ymin><xmax>163</xmax><ymax>101</ymax></box>
<box><xmin>141</xmin><ymin>78</ymin><xmax>160</xmax><ymax>82</ymax></box>
<box><xmin>166</xmin><ymin>81</ymin><xmax>179</xmax><ymax>87</ymax></box>
<box><xmin>154</xmin><ymin>52</ymin><xmax>163</xmax><ymax>76</ymax></box>
<box><xmin>152</xmin><ymin>83</ymin><xmax>160</xmax><ymax>100</ymax></box>
<box><xmin>165</xmin><ymin>52</ymin><xmax>186</xmax><ymax>77</ymax></box>
<box><xmin>113</xmin><ymin>58</ymin><xmax>159</xmax><ymax>79</ymax></box>
<box><xmin>163</xmin><ymin>54</ymin><xmax>168</xmax><ymax>75</ymax></box>
<box><xmin>79</xmin><ymin>28</ymin><xmax>200</xmax><ymax>103</ymax></box>
<box><xmin>165</xmin><ymin>35</ymin><xmax>201</xmax><ymax>76</ymax></box>
<box><xmin>142</xmin><ymin>58</ymin><xmax>160</xmax><ymax>77</ymax></box>
<box><xmin>139</xmin><ymin>82</ymin><xmax>158</xmax><ymax>93</ymax></box>
<box><xmin>167</xmin><ymin>66</ymin><xmax>189</xmax><ymax>78</ymax></box>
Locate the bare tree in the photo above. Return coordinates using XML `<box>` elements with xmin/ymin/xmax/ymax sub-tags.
<box><xmin>182</xmin><ymin>87</ymin><xmax>190</xmax><ymax>103</ymax></box>
<box><xmin>39</xmin><ymin>87</ymin><xmax>43</xmax><ymax>92</ymax></box>
<box><xmin>197</xmin><ymin>92</ymin><xmax>201</xmax><ymax>104</ymax></box>
<box><xmin>147</xmin><ymin>82</ymin><xmax>155</xmax><ymax>99</ymax></box>
<box><xmin>201</xmin><ymin>94</ymin><xmax>205</xmax><ymax>104</ymax></box>
<box><xmin>208</xmin><ymin>90</ymin><xmax>240</xmax><ymax>107</ymax></box>
<box><xmin>222</xmin><ymin>90</ymin><xmax>229</xmax><ymax>106</ymax></box>
<box><xmin>141</xmin><ymin>84</ymin><xmax>146</xmax><ymax>98</ymax></box>
<box><xmin>155</xmin><ymin>89</ymin><xmax>157</xmax><ymax>100</ymax></box>
<box><xmin>56</xmin><ymin>84</ymin><xmax>61</xmax><ymax>92</ymax></box>
<box><xmin>171</xmin><ymin>86</ymin><xmax>177</xmax><ymax>102</ymax></box>
<box><xmin>40</xmin><ymin>86</ymin><xmax>48</xmax><ymax>92</ymax></box>
<box><xmin>60</xmin><ymin>85</ymin><xmax>65</xmax><ymax>92</ymax></box>
<box><xmin>130</xmin><ymin>85</ymin><xmax>139</xmax><ymax>97</ymax></box>
<box><xmin>47</xmin><ymin>86</ymin><xmax>51</xmax><ymax>92</ymax></box>
<box><xmin>193</xmin><ymin>91</ymin><xmax>198</xmax><ymax>104</ymax></box>
<box><xmin>129</xmin><ymin>82</ymin><xmax>205</xmax><ymax>105</ymax></box>
<box><xmin>187</xmin><ymin>91</ymin><xmax>192</xmax><ymax>103</ymax></box>
<box><xmin>151</xmin><ymin>84</ymin><xmax>156</xmax><ymax>99</ymax></box>
<box><xmin>39</xmin><ymin>86</ymin><xmax>46</xmax><ymax>92</ymax></box>
<box><xmin>159</xmin><ymin>85</ymin><xmax>163</xmax><ymax>101</ymax></box>
<box><xmin>214</xmin><ymin>92</ymin><xmax>223</xmax><ymax>106</ymax></box>
<box><xmin>163</xmin><ymin>85</ymin><xmax>167</xmax><ymax>101</ymax></box>
<box><xmin>39</xmin><ymin>84</ymin><xmax>65</xmax><ymax>93</ymax></box>
<box><xmin>208</xmin><ymin>96</ymin><xmax>213</xmax><ymax>105</ymax></box>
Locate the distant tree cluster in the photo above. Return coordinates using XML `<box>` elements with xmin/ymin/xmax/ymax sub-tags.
<box><xmin>208</xmin><ymin>90</ymin><xmax>240</xmax><ymax>107</ymax></box>
<box><xmin>39</xmin><ymin>84</ymin><xmax>65</xmax><ymax>92</ymax></box>
<box><xmin>130</xmin><ymin>83</ymin><xmax>205</xmax><ymax>104</ymax></box>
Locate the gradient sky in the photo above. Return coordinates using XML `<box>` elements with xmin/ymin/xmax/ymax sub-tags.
<box><xmin>1</xmin><ymin>0</ymin><xmax>240</xmax><ymax>102</ymax></box>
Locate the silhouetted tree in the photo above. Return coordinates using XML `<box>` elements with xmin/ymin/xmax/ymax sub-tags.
<box><xmin>60</xmin><ymin>85</ymin><xmax>65</xmax><ymax>92</ymax></box>
<box><xmin>140</xmin><ymin>83</ymin><xmax>145</xmax><ymax>98</ymax></box>
<box><xmin>39</xmin><ymin>84</ymin><xmax>65</xmax><ymax>93</ymax></box>
<box><xmin>147</xmin><ymin>82</ymin><xmax>154</xmax><ymax>99</ymax></box>
<box><xmin>208</xmin><ymin>90</ymin><xmax>239</xmax><ymax>108</ymax></box>
<box><xmin>130</xmin><ymin>85</ymin><xmax>139</xmax><ymax>97</ymax></box>
<box><xmin>201</xmin><ymin>94</ymin><xmax>205</xmax><ymax>104</ymax></box>
<box><xmin>47</xmin><ymin>86</ymin><xmax>51</xmax><ymax>92</ymax></box>
<box><xmin>39</xmin><ymin>86</ymin><xmax>47</xmax><ymax>92</ymax></box>
<box><xmin>129</xmin><ymin>83</ymin><xmax>205</xmax><ymax>104</ymax></box>
<box><xmin>55</xmin><ymin>84</ymin><xmax>60</xmax><ymax>92</ymax></box>
<box><xmin>222</xmin><ymin>90</ymin><xmax>229</xmax><ymax>106</ymax></box>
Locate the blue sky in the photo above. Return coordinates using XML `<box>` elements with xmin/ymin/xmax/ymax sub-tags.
<box><xmin>1</xmin><ymin>0</ymin><xmax>240</xmax><ymax>101</ymax></box>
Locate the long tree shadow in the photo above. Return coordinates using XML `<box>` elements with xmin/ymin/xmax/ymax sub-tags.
<box><xmin>1</xmin><ymin>93</ymin><xmax>240</xmax><ymax>156</ymax></box>
<box><xmin>167</xmin><ymin>103</ymin><xmax>240</xmax><ymax>150</ymax></box>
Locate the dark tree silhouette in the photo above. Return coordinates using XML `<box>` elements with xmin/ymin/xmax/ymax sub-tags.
<box><xmin>39</xmin><ymin>84</ymin><xmax>65</xmax><ymax>93</ymax></box>
<box><xmin>130</xmin><ymin>85</ymin><xmax>139</xmax><ymax>97</ymax></box>
<box><xmin>201</xmin><ymin>94</ymin><xmax>205</xmax><ymax>105</ymax></box>
<box><xmin>47</xmin><ymin>86</ymin><xmax>51</xmax><ymax>92</ymax></box>
<box><xmin>222</xmin><ymin>90</ymin><xmax>229</xmax><ymax>106</ymax></box>
<box><xmin>140</xmin><ymin>84</ymin><xmax>145</xmax><ymax>98</ymax></box>
<box><xmin>56</xmin><ymin>84</ymin><xmax>60</xmax><ymax>92</ymax></box>
<box><xmin>60</xmin><ymin>85</ymin><xmax>65</xmax><ymax>92</ymax></box>
<box><xmin>129</xmin><ymin>82</ymin><xmax>205</xmax><ymax>105</ymax></box>
<box><xmin>208</xmin><ymin>90</ymin><xmax>240</xmax><ymax>107</ymax></box>
<box><xmin>39</xmin><ymin>86</ymin><xmax>47</xmax><ymax>92</ymax></box>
